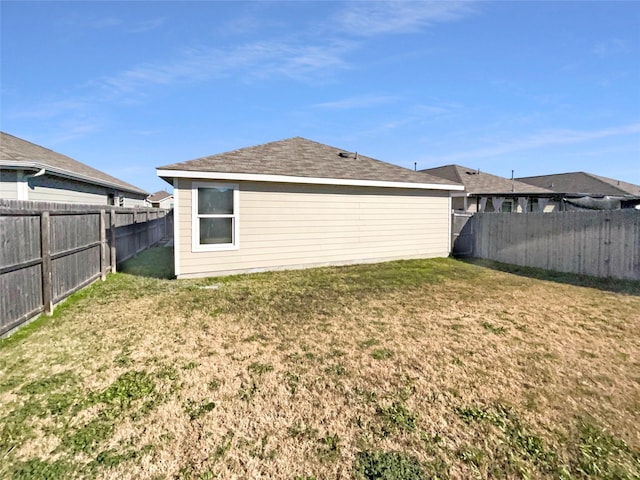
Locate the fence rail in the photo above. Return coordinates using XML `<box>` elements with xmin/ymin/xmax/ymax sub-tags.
<box><xmin>0</xmin><ymin>200</ymin><xmax>173</xmax><ymax>336</ymax></box>
<box><xmin>455</xmin><ymin>210</ymin><xmax>640</xmax><ymax>280</ymax></box>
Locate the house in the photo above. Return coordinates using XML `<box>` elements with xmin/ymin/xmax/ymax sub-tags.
<box><xmin>0</xmin><ymin>132</ymin><xmax>148</xmax><ymax>206</ymax></box>
<box><xmin>420</xmin><ymin>164</ymin><xmax>557</xmax><ymax>213</ymax></box>
<box><xmin>157</xmin><ymin>137</ymin><xmax>464</xmax><ymax>279</ymax></box>
<box><xmin>517</xmin><ymin>172</ymin><xmax>640</xmax><ymax>210</ymax></box>
<box><xmin>147</xmin><ymin>190</ymin><xmax>173</xmax><ymax>209</ymax></box>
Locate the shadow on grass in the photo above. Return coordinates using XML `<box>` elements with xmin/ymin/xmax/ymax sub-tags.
<box><xmin>462</xmin><ymin>258</ymin><xmax>640</xmax><ymax>296</ymax></box>
<box><xmin>119</xmin><ymin>246</ymin><xmax>175</xmax><ymax>279</ymax></box>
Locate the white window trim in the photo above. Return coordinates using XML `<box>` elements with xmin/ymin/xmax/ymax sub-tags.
<box><xmin>191</xmin><ymin>181</ymin><xmax>239</xmax><ymax>252</ymax></box>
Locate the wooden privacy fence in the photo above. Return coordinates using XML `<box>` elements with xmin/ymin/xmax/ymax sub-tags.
<box><xmin>0</xmin><ymin>200</ymin><xmax>173</xmax><ymax>336</ymax></box>
<box><xmin>456</xmin><ymin>209</ymin><xmax>640</xmax><ymax>280</ymax></box>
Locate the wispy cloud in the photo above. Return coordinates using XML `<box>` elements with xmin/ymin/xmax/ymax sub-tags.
<box><xmin>95</xmin><ymin>40</ymin><xmax>354</xmax><ymax>97</ymax></box>
<box><xmin>87</xmin><ymin>16</ymin><xmax>122</xmax><ymax>29</ymax></box>
<box><xmin>313</xmin><ymin>94</ymin><xmax>399</xmax><ymax>110</ymax></box>
<box><xmin>49</xmin><ymin>120</ymin><xmax>104</xmax><ymax>144</ymax></box>
<box><xmin>5</xmin><ymin>36</ymin><xmax>356</xmax><ymax>140</ymax></box>
<box><xmin>58</xmin><ymin>13</ymin><xmax>164</xmax><ymax>33</ymax></box>
<box><xmin>335</xmin><ymin>0</ymin><xmax>476</xmax><ymax>36</ymax></box>
<box><xmin>8</xmin><ymin>100</ymin><xmax>93</xmax><ymax>120</ymax></box>
<box><xmin>412</xmin><ymin>101</ymin><xmax>463</xmax><ymax>117</ymax></box>
<box><xmin>58</xmin><ymin>13</ymin><xmax>122</xmax><ymax>29</ymax></box>
<box><xmin>431</xmin><ymin>124</ymin><xmax>640</xmax><ymax>163</ymax></box>
<box><xmin>127</xmin><ymin>18</ymin><xmax>165</xmax><ymax>34</ymax></box>
<box><xmin>593</xmin><ymin>38</ymin><xmax>630</xmax><ymax>57</ymax></box>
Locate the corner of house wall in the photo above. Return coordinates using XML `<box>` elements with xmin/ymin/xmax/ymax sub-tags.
<box><xmin>172</xmin><ymin>178</ymin><xmax>181</xmax><ymax>277</ymax></box>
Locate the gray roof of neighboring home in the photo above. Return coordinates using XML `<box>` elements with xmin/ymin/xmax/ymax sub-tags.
<box><xmin>516</xmin><ymin>172</ymin><xmax>640</xmax><ymax>197</ymax></box>
<box><xmin>0</xmin><ymin>131</ymin><xmax>147</xmax><ymax>195</ymax></box>
<box><xmin>420</xmin><ymin>164</ymin><xmax>554</xmax><ymax>195</ymax></box>
<box><xmin>158</xmin><ymin>137</ymin><xmax>460</xmax><ymax>188</ymax></box>
<box><xmin>148</xmin><ymin>190</ymin><xmax>172</xmax><ymax>201</ymax></box>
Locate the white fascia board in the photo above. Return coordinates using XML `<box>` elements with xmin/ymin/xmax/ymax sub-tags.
<box><xmin>156</xmin><ymin>169</ymin><xmax>464</xmax><ymax>191</ymax></box>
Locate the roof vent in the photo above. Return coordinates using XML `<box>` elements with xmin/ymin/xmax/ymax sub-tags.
<box><xmin>338</xmin><ymin>152</ymin><xmax>351</xmax><ymax>158</ymax></box>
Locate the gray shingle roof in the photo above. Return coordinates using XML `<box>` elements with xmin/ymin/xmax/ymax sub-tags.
<box><xmin>420</xmin><ymin>164</ymin><xmax>554</xmax><ymax>195</ymax></box>
<box><xmin>0</xmin><ymin>132</ymin><xmax>147</xmax><ymax>195</ymax></box>
<box><xmin>148</xmin><ymin>190</ymin><xmax>172</xmax><ymax>201</ymax></box>
<box><xmin>516</xmin><ymin>172</ymin><xmax>640</xmax><ymax>197</ymax></box>
<box><xmin>158</xmin><ymin>137</ymin><xmax>459</xmax><ymax>187</ymax></box>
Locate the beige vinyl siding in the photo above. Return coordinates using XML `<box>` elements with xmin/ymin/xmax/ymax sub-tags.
<box><xmin>29</xmin><ymin>179</ymin><xmax>108</xmax><ymax>204</ymax></box>
<box><xmin>176</xmin><ymin>179</ymin><xmax>451</xmax><ymax>278</ymax></box>
<box><xmin>25</xmin><ymin>175</ymin><xmax>147</xmax><ymax>206</ymax></box>
<box><xmin>121</xmin><ymin>195</ymin><xmax>148</xmax><ymax>207</ymax></box>
<box><xmin>0</xmin><ymin>169</ymin><xmax>19</xmax><ymax>199</ymax></box>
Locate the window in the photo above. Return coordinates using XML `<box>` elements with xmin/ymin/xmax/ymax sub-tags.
<box><xmin>192</xmin><ymin>182</ymin><xmax>239</xmax><ymax>251</ymax></box>
<box><xmin>502</xmin><ymin>199</ymin><xmax>514</xmax><ymax>213</ymax></box>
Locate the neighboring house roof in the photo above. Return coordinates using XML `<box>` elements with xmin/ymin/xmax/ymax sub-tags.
<box><xmin>157</xmin><ymin>137</ymin><xmax>463</xmax><ymax>191</ymax></box>
<box><xmin>147</xmin><ymin>190</ymin><xmax>172</xmax><ymax>202</ymax></box>
<box><xmin>516</xmin><ymin>172</ymin><xmax>640</xmax><ymax>197</ymax></box>
<box><xmin>420</xmin><ymin>164</ymin><xmax>554</xmax><ymax>195</ymax></box>
<box><xmin>0</xmin><ymin>131</ymin><xmax>147</xmax><ymax>195</ymax></box>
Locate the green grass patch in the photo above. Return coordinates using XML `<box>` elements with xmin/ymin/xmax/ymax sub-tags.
<box><xmin>98</xmin><ymin>370</ymin><xmax>156</xmax><ymax>409</ymax></box>
<box><xmin>572</xmin><ymin>421</ymin><xmax>640</xmax><ymax>478</ymax></box>
<box><xmin>371</xmin><ymin>348</ymin><xmax>393</xmax><ymax>360</ymax></box>
<box><xmin>119</xmin><ymin>246</ymin><xmax>175</xmax><ymax>279</ymax></box>
<box><xmin>247</xmin><ymin>362</ymin><xmax>274</xmax><ymax>375</ymax></box>
<box><xmin>354</xmin><ymin>450</ymin><xmax>426</xmax><ymax>480</ymax></box>
<box><xmin>318</xmin><ymin>434</ymin><xmax>341</xmax><ymax>461</ymax></box>
<box><xmin>377</xmin><ymin>401</ymin><xmax>417</xmax><ymax>433</ymax></box>
<box><xmin>481</xmin><ymin>321</ymin><xmax>507</xmax><ymax>335</ymax></box>
<box><xmin>184</xmin><ymin>399</ymin><xmax>216</xmax><ymax>420</ymax></box>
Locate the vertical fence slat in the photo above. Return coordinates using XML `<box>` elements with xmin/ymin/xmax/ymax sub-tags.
<box><xmin>40</xmin><ymin>212</ymin><xmax>53</xmax><ymax>315</ymax></box>
<box><xmin>100</xmin><ymin>210</ymin><xmax>107</xmax><ymax>281</ymax></box>
<box><xmin>110</xmin><ymin>209</ymin><xmax>117</xmax><ymax>273</ymax></box>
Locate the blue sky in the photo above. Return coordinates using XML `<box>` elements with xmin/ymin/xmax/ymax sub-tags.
<box><xmin>2</xmin><ymin>1</ymin><xmax>639</xmax><ymax>194</ymax></box>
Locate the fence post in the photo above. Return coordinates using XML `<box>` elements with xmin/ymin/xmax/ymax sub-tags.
<box><xmin>40</xmin><ymin>211</ymin><xmax>53</xmax><ymax>315</ymax></box>
<box><xmin>164</xmin><ymin>211</ymin><xmax>167</xmax><ymax>239</ymax></box>
<box><xmin>110</xmin><ymin>209</ymin><xmax>117</xmax><ymax>273</ymax></box>
<box><xmin>100</xmin><ymin>210</ymin><xmax>107</xmax><ymax>281</ymax></box>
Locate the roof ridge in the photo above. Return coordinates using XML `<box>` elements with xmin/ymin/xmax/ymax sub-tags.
<box><xmin>585</xmin><ymin>171</ymin><xmax>636</xmax><ymax>195</ymax></box>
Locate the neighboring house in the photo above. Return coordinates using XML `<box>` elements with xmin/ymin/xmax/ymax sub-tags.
<box><xmin>420</xmin><ymin>164</ymin><xmax>557</xmax><ymax>213</ymax></box>
<box><xmin>517</xmin><ymin>172</ymin><xmax>640</xmax><ymax>210</ymax></box>
<box><xmin>0</xmin><ymin>132</ymin><xmax>148</xmax><ymax>206</ymax></box>
<box><xmin>147</xmin><ymin>190</ymin><xmax>173</xmax><ymax>209</ymax></box>
<box><xmin>157</xmin><ymin>137</ymin><xmax>463</xmax><ymax>279</ymax></box>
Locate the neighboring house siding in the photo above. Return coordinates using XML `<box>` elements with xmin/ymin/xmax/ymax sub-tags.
<box><xmin>1</xmin><ymin>175</ymin><xmax>150</xmax><ymax>206</ymax></box>
<box><xmin>153</xmin><ymin>196</ymin><xmax>173</xmax><ymax>209</ymax></box>
<box><xmin>28</xmin><ymin>176</ymin><xmax>109</xmax><ymax>204</ymax></box>
<box><xmin>122</xmin><ymin>195</ymin><xmax>148</xmax><ymax>208</ymax></box>
<box><xmin>453</xmin><ymin>195</ymin><xmax>558</xmax><ymax>214</ymax></box>
<box><xmin>175</xmin><ymin>179</ymin><xmax>451</xmax><ymax>278</ymax></box>
<box><xmin>0</xmin><ymin>169</ymin><xmax>19</xmax><ymax>199</ymax></box>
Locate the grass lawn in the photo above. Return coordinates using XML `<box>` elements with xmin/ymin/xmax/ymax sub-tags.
<box><xmin>1</xmin><ymin>248</ymin><xmax>639</xmax><ymax>479</ymax></box>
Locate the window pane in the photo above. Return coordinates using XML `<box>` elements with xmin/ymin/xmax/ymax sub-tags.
<box><xmin>200</xmin><ymin>218</ymin><xmax>233</xmax><ymax>244</ymax></box>
<box><xmin>198</xmin><ymin>187</ymin><xmax>233</xmax><ymax>214</ymax></box>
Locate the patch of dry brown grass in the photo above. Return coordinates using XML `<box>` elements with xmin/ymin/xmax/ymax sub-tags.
<box><xmin>1</xmin><ymin>256</ymin><xmax>638</xmax><ymax>479</ymax></box>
